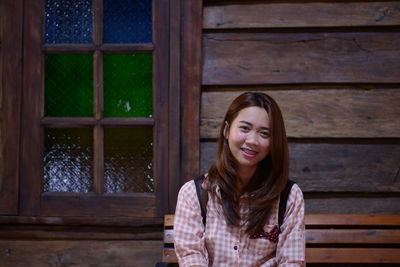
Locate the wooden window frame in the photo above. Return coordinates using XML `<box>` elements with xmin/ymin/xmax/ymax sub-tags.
<box><xmin>0</xmin><ymin>0</ymin><xmax>23</xmax><ymax>215</ymax></box>
<box><xmin>17</xmin><ymin>0</ymin><xmax>170</xmax><ymax>224</ymax></box>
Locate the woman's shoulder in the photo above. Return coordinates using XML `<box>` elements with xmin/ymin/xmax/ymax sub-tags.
<box><xmin>291</xmin><ymin>182</ymin><xmax>303</xmax><ymax>194</ymax></box>
<box><xmin>287</xmin><ymin>182</ymin><xmax>304</xmax><ymax>205</ymax></box>
<box><xmin>179</xmin><ymin>179</ymin><xmax>196</xmax><ymax>195</ymax></box>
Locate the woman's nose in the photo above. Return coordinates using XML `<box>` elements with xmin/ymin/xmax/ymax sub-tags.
<box><xmin>245</xmin><ymin>131</ymin><xmax>259</xmax><ymax>145</ymax></box>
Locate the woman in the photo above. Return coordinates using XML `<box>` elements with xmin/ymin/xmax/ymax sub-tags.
<box><xmin>174</xmin><ymin>92</ymin><xmax>305</xmax><ymax>266</ymax></box>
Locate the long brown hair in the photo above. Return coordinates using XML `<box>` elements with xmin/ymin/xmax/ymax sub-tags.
<box><xmin>205</xmin><ymin>92</ymin><xmax>289</xmax><ymax>235</ymax></box>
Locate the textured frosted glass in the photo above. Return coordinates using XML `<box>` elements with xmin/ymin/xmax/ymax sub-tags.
<box><xmin>103</xmin><ymin>54</ymin><xmax>152</xmax><ymax>117</ymax></box>
<box><xmin>45</xmin><ymin>54</ymin><xmax>93</xmax><ymax>117</ymax></box>
<box><xmin>44</xmin><ymin>128</ymin><xmax>93</xmax><ymax>193</ymax></box>
<box><xmin>45</xmin><ymin>0</ymin><xmax>92</xmax><ymax>43</ymax></box>
<box><xmin>104</xmin><ymin>128</ymin><xmax>153</xmax><ymax>193</ymax></box>
<box><xmin>103</xmin><ymin>0</ymin><xmax>152</xmax><ymax>43</ymax></box>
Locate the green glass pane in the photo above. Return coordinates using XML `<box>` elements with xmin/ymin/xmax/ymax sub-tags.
<box><xmin>104</xmin><ymin>127</ymin><xmax>153</xmax><ymax>193</ymax></box>
<box><xmin>45</xmin><ymin>54</ymin><xmax>93</xmax><ymax>117</ymax></box>
<box><xmin>43</xmin><ymin>128</ymin><xmax>93</xmax><ymax>193</ymax></box>
<box><xmin>104</xmin><ymin>54</ymin><xmax>152</xmax><ymax>117</ymax></box>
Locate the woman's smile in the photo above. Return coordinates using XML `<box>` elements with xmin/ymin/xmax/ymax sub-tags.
<box><xmin>241</xmin><ymin>147</ymin><xmax>258</xmax><ymax>158</ymax></box>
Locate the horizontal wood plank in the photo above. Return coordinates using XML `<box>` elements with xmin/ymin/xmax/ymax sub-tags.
<box><xmin>200</xmin><ymin>89</ymin><xmax>400</xmax><ymax>138</ymax></box>
<box><xmin>0</xmin><ymin>240</ymin><xmax>162</xmax><ymax>266</ymax></box>
<box><xmin>160</xmin><ymin>214</ymin><xmax>400</xmax><ymax>228</ymax></box>
<box><xmin>164</xmin><ymin>229</ymin><xmax>174</xmax><ymax>243</ymax></box>
<box><xmin>306</xmin><ymin>248</ymin><xmax>400</xmax><ymax>263</ymax></box>
<box><xmin>289</xmin><ymin>143</ymin><xmax>400</xmax><ymax>192</ymax></box>
<box><xmin>164</xmin><ymin>214</ymin><xmax>174</xmax><ymax>227</ymax></box>
<box><xmin>40</xmin><ymin>194</ymin><xmax>156</xmax><ymax>217</ymax></box>
<box><xmin>204</xmin><ymin>2</ymin><xmax>400</xmax><ymax>29</ymax></box>
<box><xmin>163</xmin><ymin>247</ymin><xmax>178</xmax><ymax>263</ymax></box>
<box><xmin>306</xmin><ymin>214</ymin><xmax>400</xmax><ymax>226</ymax></box>
<box><xmin>0</xmin><ymin>227</ymin><xmax>162</xmax><ymax>240</ymax></box>
<box><xmin>163</xmin><ymin>246</ymin><xmax>400</xmax><ymax>264</ymax></box>
<box><xmin>201</xmin><ymin>142</ymin><xmax>400</xmax><ymax>192</ymax></box>
<box><xmin>0</xmin><ymin>216</ymin><xmax>163</xmax><ymax>226</ymax></box>
<box><xmin>202</xmin><ymin>32</ymin><xmax>400</xmax><ymax>84</ymax></box>
<box><xmin>306</xmin><ymin>229</ymin><xmax>400</xmax><ymax>244</ymax></box>
<box><xmin>305</xmin><ymin>197</ymin><xmax>400</xmax><ymax>214</ymax></box>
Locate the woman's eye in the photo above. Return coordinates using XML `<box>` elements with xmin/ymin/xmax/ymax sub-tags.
<box><xmin>260</xmin><ymin>132</ymin><xmax>269</xmax><ymax>137</ymax></box>
<box><xmin>239</xmin><ymin>126</ymin><xmax>249</xmax><ymax>131</ymax></box>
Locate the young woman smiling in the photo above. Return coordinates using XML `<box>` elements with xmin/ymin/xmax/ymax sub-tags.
<box><xmin>174</xmin><ymin>92</ymin><xmax>305</xmax><ymax>267</ymax></box>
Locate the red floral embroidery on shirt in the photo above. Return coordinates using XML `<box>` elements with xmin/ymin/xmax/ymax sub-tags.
<box><xmin>249</xmin><ymin>225</ymin><xmax>280</xmax><ymax>243</ymax></box>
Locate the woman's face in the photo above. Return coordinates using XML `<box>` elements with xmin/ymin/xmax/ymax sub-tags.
<box><xmin>225</xmin><ymin>106</ymin><xmax>271</xmax><ymax>174</ymax></box>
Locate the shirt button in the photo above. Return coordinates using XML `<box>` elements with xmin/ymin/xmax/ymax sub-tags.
<box><xmin>233</xmin><ymin>245</ymin><xmax>238</xmax><ymax>250</ymax></box>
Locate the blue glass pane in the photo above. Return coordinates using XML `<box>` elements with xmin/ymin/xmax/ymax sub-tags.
<box><xmin>103</xmin><ymin>0</ymin><xmax>152</xmax><ymax>43</ymax></box>
<box><xmin>45</xmin><ymin>0</ymin><xmax>93</xmax><ymax>44</ymax></box>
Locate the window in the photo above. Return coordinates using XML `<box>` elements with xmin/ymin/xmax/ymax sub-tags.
<box><xmin>19</xmin><ymin>0</ymin><xmax>169</xmax><ymax>222</ymax></box>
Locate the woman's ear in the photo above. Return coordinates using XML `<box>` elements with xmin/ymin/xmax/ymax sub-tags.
<box><xmin>223</xmin><ymin>121</ymin><xmax>229</xmax><ymax>139</ymax></box>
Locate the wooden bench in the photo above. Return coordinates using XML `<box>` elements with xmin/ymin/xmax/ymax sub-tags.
<box><xmin>158</xmin><ymin>214</ymin><xmax>400</xmax><ymax>265</ymax></box>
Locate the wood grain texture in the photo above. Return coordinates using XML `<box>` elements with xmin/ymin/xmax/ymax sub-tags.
<box><xmin>161</xmin><ymin>240</ymin><xmax>400</xmax><ymax>263</ymax></box>
<box><xmin>306</xmin><ymin>229</ymin><xmax>400</xmax><ymax>244</ymax></box>
<box><xmin>0</xmin><ymin>0</ymin><xmax>23</xmax><ymax>215</ymax></box>
<box><xmin>0</xmin><ymin>225</ymin><xmax>162</xmax><ymax>240</ymax></box>
<box><xmin>306</xmin><ymin>248</ymin><xmax>400</xmax><ymax>263</ymax></box>
<box><xmin>200</xmin><ymin>89</ymin><xmax>400</xmax><ymax>138</ymax></box>
<box><xmin>181</xmin><ymin>0</ymin><xmax>203</xmax><ymax>182</ymax></box>
<box><xmin>160</xmin><ymin>214</ymin><xmax>400</xmax><ymax>264</ymax></box>
<box><xmin>168</xmin><ymin>0</ymin><xmax>182</xmax><ymax>213</ymax></box>
<box><xmin>0</xmin><ymin>216</ymin><xmax>163</xmax><ymax>227</ymax></box>
<box><xmin>306</xmin><ymin>214</ymin><xmax>400</xmax><ymax>226</ymax></box>
<box><xmin>204</xmin><ymin>2</ymin><xmax>400</xmax><ymax>29</ymax></box>
<box><xmin>289</xmin><ymin>143</ymin><xmax>400</xmax><ymax>192</ymax></box>
<box><xmin>201</xmin><ymin>142</ymin><xmax>400</xmax><ymax>192</ymax></box>
<box><xmin>20</xmin><ymin>0</ymin><xmax>45</xmax><ymax>216</ymax></box>
<box><xmin>153</xmin><ymin>0</ymin><xmax>170</xmax><ymax>216</ymax></box>
<box><xmin>40</xmin><ymin>194</ymin><xmax>157</xmax><ymax>217</ymax></box>
<box><xmin>202</xmin><ymin>32</ymin><xmax>400</xmax><ymax>84</ymax></box>
<box><xmin>0</xmin><ymin>240</ymin><xmax>163</xmax><ymax>267</ymax></box>
<box><xmin>163</xmin><ymin>247</ymin><xmax>178</xmax><ymax>263</ymax></box>
<box><xmin>305</xmin><ymin>197</ymin><xmax>400</xmax><ymax>214</ymax></box>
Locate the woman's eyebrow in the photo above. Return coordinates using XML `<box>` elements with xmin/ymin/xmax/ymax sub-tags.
<box><xmin>239</xmin><ymin>120</ymin><xmax>270</xmax><ymax>130</ymax></box>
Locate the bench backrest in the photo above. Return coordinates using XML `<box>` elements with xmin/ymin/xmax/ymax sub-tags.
<box><xmin>162</xmin><ymin>214</ymin><xmax>400</xmax><ymax>264</ymax></box>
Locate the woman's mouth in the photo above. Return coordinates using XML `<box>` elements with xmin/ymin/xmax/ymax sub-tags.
<box><xmin>241</xmin><ymin>148</ymin><xmax>257</xmax><ymax>158</ymax></box>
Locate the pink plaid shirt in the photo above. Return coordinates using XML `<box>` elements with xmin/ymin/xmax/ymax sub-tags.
<box><xmin>174</xmin><ymin>179</ymin><xmax>305</xmax><ymax>267</ymax></box>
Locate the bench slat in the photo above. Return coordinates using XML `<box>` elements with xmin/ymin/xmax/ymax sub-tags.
<box><xmin>165</xmin><ymin>247</ymin><xmax>400</xmax><ymax>264</ymax></box>
<box><xmin>165</xmin><ymin>229</ymin><xmax>400</xmax><ymax>244</ymax></box>
<box><xmin>162</xmin><ymin>214</ymin><xmax>400</xmax><ymax>264</ymax></box>
<box><xmin>306</xmin><ymin>229</ymin><xmax>400</xmax><ymax>244</ymax></box>
<box><xmin>162</xmin><ymin>248</ymin><xmax>178</xmax><ymax>263</ymax></box>
<box><xmin>305</xmin><ymin>214</ymin><xmax>400</xmax><ymax>226</ymax></box>
<box><xmin>164</xmin><ymin>229</ymin><xmax>174</xmax><ymax>243</ymax></box>
<box><xmin>167</xmin><ymin>214</ymin><xmax>400</xmax><ymax>226</ymax></box>
<box><xmin>164</xmin><ymin>214</ymin><xmax>174</xmax><ymax>227</ymax></box>
<box><xmin>306</xmin><ymin>248</ymin><xmax>400</xmax><ymax>263</ymax></box>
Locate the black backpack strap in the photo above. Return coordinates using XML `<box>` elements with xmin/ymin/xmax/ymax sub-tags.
<box><xmin>194</xmin><ymin>174</ymin><xmax>207</xmax><ymax>226</ymax></box>
<box><xmin>278</xmin><ymin>180</ymin><xmax>296</xmax><ymax>230</ymax></box>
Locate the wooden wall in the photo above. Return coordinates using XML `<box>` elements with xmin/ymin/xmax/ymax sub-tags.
<box><xmin>0</xmin><ymin>224</ymin><xmax>163</xmax><ymax>266</ymax></box>
<box><xmin>200</xmin><ymin>1</ymin><xmax>400</xmax><ymax>214</ymax></box>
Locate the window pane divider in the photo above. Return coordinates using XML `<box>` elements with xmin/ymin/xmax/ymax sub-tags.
<box><xmin>41</xmin><ymin>117</ymin><xmax>97</xmax><ymax>126</ymax></box>
<box><xmin>93</xmin><ymin>0</ymin><xmax>104</xmax><ymax>195</ymax></box>
<box><xmin>41</xmin><ymin>117</ymin><xmax>155</xmax><ymax>127</ymax></box>
<box><xmin>100</xmin><ymin>118</ymin><xmax>154</xmax><ymax>126</ymax></box>
<box><xmin>41</xmin><ymin>192</ymin><xmax>154</xmax><ymax>197</ymax></box>
<box><xmin>43</xmin><ymin>44</ymin><xmax>154</xmax><ymax>53</ymax></box>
